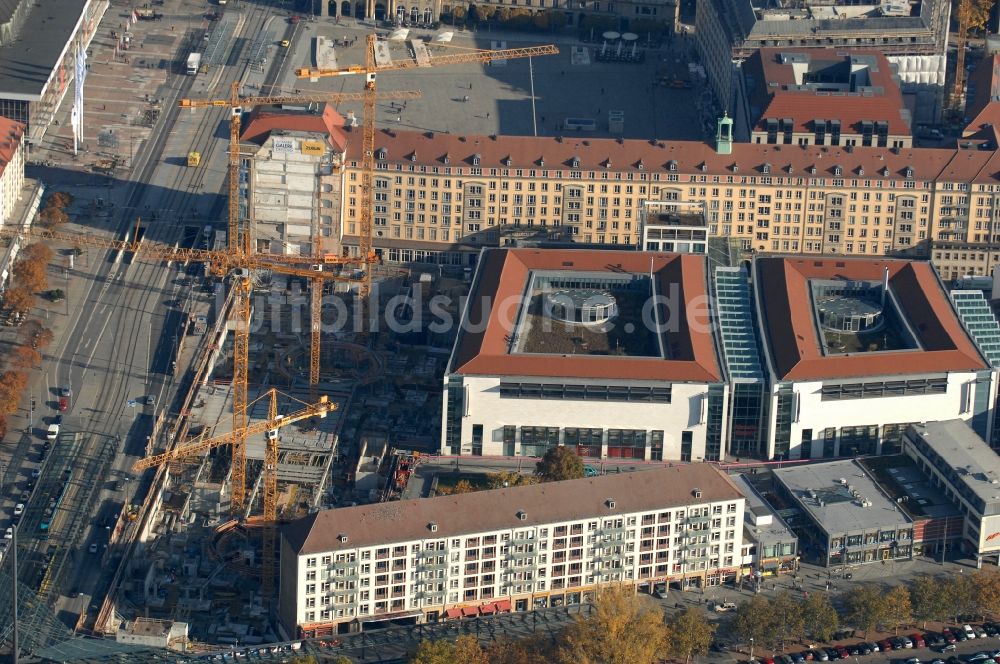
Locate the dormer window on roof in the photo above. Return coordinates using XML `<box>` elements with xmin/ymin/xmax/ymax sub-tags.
<box><xmin>604</xmin><ymin>158</ymin><xmax>612</xmax><ymax>169</ymax></box>
<box><xmin>668</xmin><ymin>160</ymin><xmax>678</xmax><ymax>171</ymax></box>
<box><xmin>905</xmin><ymin>166</ymin><xmax>913</xmax><ymax>178</ymax></box>
<box><xmin>762</xmin><ymin>163</ymin><xmax>771</xmax><ymax>174</ymax></box>
<box><xmin>504</xmin><ymin>156</ymin><xmax>512</xmax><ymax>167</ymax></box>
<box><xmin>858</xmin><ymin>167</ymin><xmax>865</xmax><ymax>176</ymax></box>
<box><xmin>376</xmin><ymin>149</ymin><xmax>387</xmax><ymax>160</ymax></box>
<box><xmin>810</xmin><ymin>165</ymin><xmax>817</xmax><ymax>175</ymax></box>
<box><xmin>732</xmin><ymin>163</ymin><xmax>739</xmax><ymax>173</ymax></box>
<box><xmin>833</xmin><ymin>166</ymin><xmax>843</xmax><ymax>176</ymax></box>
<box><xmin>786</xmin><ymin>164</ymin><xmax>794</xmax><ymax>174</ymax></box>
<box><xmin>473</xmin><ymin>153</ymin><xmax>481</xmax><ymax>166</ymax></box>
<box><xmin>443</xmin><ymin>153</ymin><xmax>450</xmax><ymax>164</ymax></box>
<box><xmin>636</xmin><ymin>159</ymin><xmax>644</xmax><ymax>170</ymax></box>
<box><xmin>700</xmin><ymin>162</ymin><xmax>707</xmax><ymax>172</ymax></box>
<box><xmin>409</xmin><ymin>152</ymin><xmax>417</xmax><ymax>162</ymax></box>
<box><xmin>571</xmin><ymin>157</ymin><xmax>580</xmax><ymax>168</ymax></box>
<box><xmin>538</xmin><ymin>156</ymin><xmax>545</xmax><ymax>167</ymax></box>
<box><xmin>881</xmin><ymin>166</ymin><xmax>890</xmax><ymax>177</ymax></box>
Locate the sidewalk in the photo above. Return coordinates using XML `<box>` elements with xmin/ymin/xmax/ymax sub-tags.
<box><xmin>29</xmin><ymin>0</ymin><xmax>210</xmax><ymax>181</ymax></box>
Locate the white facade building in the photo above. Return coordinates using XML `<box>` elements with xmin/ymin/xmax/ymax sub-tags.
<box><xmin>279</xmin><ymin>464</ymin><xmax>745</xmax><ymax>637</ymax></box>
<box><xmin>903</xmin><ymin>420</ymin><xmax>1000</xmax><ymax>565</ymax></box>
<box><xmin>753</xmin><ymin>256</ymin><xmax>997</xmax><ymax>460</ymax></box>
<box><xmin>442</xmin><ymin>249</ymin><xmax>729</xmax><ymax>462</ymax></box>
<box><xmin>241</xmin><ymin>106</ymin><xmax>347</xmax><ymax>258</ymax></box>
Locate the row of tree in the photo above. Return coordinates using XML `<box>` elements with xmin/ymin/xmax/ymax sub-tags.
<box><xmin>410</xmin><ymin>587</ymin><xmax>714</xmax><ymax>664</ymax></box>
<box><xmin>734</xmin><ymin>569</ymin><xmax>1000</xmax><ymax>652</ymax></box>
<box><xmin>437</xmin><ymin>447</ymin><xmax>587</xmax><ymax>496</ymax></box>
<box><xmin>0</xmin><ymin>191</ymin><xmax>68</xmax><ymax>437</ymax></box>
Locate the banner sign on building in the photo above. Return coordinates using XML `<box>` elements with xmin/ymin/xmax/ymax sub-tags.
<box><xmin>272</xmin><ymin>137</ymin><xmax>295</xmax><ymax>154</ymax></box>
<box><xmin>72</xmin><ymin>40</ymin><xmax>86</xmax><ymax>155</ymax></box>
<box><xmin>301</xmin><ymin>140</ymin><xmax>325</xmax><ymax>155</ymax></box>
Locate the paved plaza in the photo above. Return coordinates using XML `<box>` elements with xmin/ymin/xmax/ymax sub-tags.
<box><xmin>279</xmin><ymin>19</ymin><xmax>711</xmax><ymax>141</ymax></box>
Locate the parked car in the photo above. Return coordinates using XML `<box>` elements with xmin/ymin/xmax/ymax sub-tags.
<box><xmin>966</xmin><ymin>653</ymin><xmax>991</xmax><ymax>662</ymax></box>
<box><xmin>943</xmin><ymin>629</ymin><xmax>958</xmax><ymax>644</ymax></box>
<box><xmin>801</xmin><ymin>651</ymin><xmax>815</xmax><ymax>661</ymax></box>
<box><xmin>984</xmin><ymin>624</ymin><xmax>1000</xmax><ymax>637</ymax></box>
<box><xmin>976</xmin><ymin>626</ymin><xmax>989</xmax><ymax>639</ymax></box>
<box><xmin>879</xmin><ymin>639</ymin><xmax>895</xmax><ymax>652</ymax></box>
<box><xmin>59</xmin><ymin>386</ymin><xmax>71</xmax><ymax>398</ymax></box>
<box><xmin>942</xmin><ymin>644</ymin><xmax>958</xmax><ymax>653</ymax></box>
<box><xmin>3</xmin><ymin>527</ymin><xmax>11</xmax><ymax>540</ymax></box>
<box><xmin>848</xmin><ymin>645</ymin><xmax>862</xmax><ymax>656</ymax></box>
<box><xmin>13</xmin><ymin>503</ymin><xmax>23</xmax><ymax>516</ymax></box>
<box><xmin>835</xmin><ymin>646</ymin><xmax>850</xmax><ymax>660</ymax></box>
<box><xmin>791</xmin><ymin>654</ymin><xmax>805</xmax><ymax>664</ymax></box>
<box><xmin>931</xmin><ymin>660</ymin><xmax>946</xmax><ymax>664</ymax></box>
<box><xmin>902</xmin><ymin>637</ymin><xmax>915</xmax><ymax>649</ymax></box>
<box><xmin>868</xmin><ymin>642</ymin><xmax>881</xmax><ymax>653</ymax></box>
<box><xmin>891</xmin><ymin>638</ymin><xmax>907</xmax><ymax>650</ymax></box>
<box><xmin>88</xmin><ymin>543</ymin><xmax>98</xmax><ymax>554</ymax></box>
<box><xmin>956</xmin><ymin>628</ymin><xmax>971</xmax><ymax>641</ymax></box>
<box><xmin>812</xmin><ymin>650</ymin><xmax>829</xmax><ymax>662</ymax></box>
<box><xmin>859</xmin><ymin>644</ymin><xmax>873</xmax><ymax>655</ymax></box>
<box><xmin>46</xmin><ymin>423</ymin><xmax>58</xmax><ymax>440</ymax></box>
<box><xmin>927</xmin><ymin>634</ymin><xmax>946</xmax><ymax>647</ymax></box>
<box><xmin>823</xmin><ymin>647</ymin><xmax>840</xmax><ymax>661</ymax></box>
<box><xmin>58</xmin><ymin>396</ymin><xmax>67</xmax><ymax>411</ymax></box>
<box><xmin>906</xmin><ymin>659</ymin><xmax>922</xmax><ymax>664</ymax></box>
<box><xmin>967</xmin><ymin>626</ymin><xmax>980</xmax><ymax>640</ymax></box>
<box><xmin>913</xmin><ymin>635</ymin><xmax>927</xmax><ymax>649</ymax></box>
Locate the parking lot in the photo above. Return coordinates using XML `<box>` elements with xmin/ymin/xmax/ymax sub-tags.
<box><xmin>743</xmin><ymin>623</ymin><xmax>1000</xmax><ymax>664</ymax></box>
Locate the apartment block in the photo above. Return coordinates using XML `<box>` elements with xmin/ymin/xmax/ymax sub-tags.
<box><xmin>743</xmin><ymin>49</ymin><xmax>912</xmax><ymax>149</ymax></box>
<box><xmin>695</xmin><ymin>0</ymin><xmax>948</xmax><ymax>134</ymax></box>
<box><xmin>279</xmin><ymin>464</ymin><xmax>745</xmax><ymax>637</ymax></box>
<box><xmin>338</xmin><ymin>126</ymin><xmax>1000</xmax><ymax>267</ymax></box>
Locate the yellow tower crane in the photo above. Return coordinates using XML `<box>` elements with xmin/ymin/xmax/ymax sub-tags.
<box><xmin>177</xmin><ymin>83</ymin><xmax>420</xmax><ymax>507</ymax></box>
<box><xmin>4</xmin><ymin>218</ymin><xmax>343</xmax><ymax>510</ymax></box>
<box><xmin>296</xmin><ymin>37</ymin><xmax>559</xmax><ymax>325</ymax></box>
<box><xmin>132</xmin><ymin>388</ymin><xmax>335</xmax><ymax>600</ymax></box>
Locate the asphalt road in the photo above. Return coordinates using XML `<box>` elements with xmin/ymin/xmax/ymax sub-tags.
<box><xmin>0</xmin><ymin>0</ymin><xmax>294</xmax><ymax>654</ymax></box>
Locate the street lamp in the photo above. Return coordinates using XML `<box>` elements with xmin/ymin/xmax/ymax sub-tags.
<box><xmin>750</xmin><ymin>637</ymin><xmax>755</xmax><ymax>661</ymax></box>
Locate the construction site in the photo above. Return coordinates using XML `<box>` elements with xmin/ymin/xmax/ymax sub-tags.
<box><xmin>8</xmin><ymin>32</ymin><xmax>561</xmax><ymax>655</ymax></box>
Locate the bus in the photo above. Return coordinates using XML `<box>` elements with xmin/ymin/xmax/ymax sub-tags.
<box><xmin>39</xmin><ymin>470</ymin><xmax>71</xmax><ymax>532</ymax></box>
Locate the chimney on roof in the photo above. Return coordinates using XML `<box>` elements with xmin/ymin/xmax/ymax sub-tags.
<box><xmin>882</xmin><ymin>266</ymin><xmax>889</xmax><ymax>307</ymax></box>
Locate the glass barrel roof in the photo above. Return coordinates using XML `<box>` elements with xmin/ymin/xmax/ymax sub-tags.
<box><xmin>714</xmin><ymin>267</ymin><xmax>764</xmax><ymax>381</ymax></box>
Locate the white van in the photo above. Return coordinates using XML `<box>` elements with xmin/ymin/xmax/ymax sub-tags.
<box><xmin>46</xmin><ymin>423</ymin><xmax>59</xmax><ymax>440</ymax></box>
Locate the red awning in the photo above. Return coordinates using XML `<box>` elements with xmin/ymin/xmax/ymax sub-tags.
<box><xmin>444</xmin><ymin>608</ymin><xmax>462</xmax><ymax>619</ymax></box>
<box><xmin>494</xmin><ymin>599</ymin><xmax>512</xmax><ymax>612</ymax></box>
<box><xmin>461</xmin><ymin>606</ymin><xmax>480</xmax><ymax>617</ymax></box>
<box><xmin>479</xmin><ymin>604</ymin><xmax>497</xmax><ymax>615</ymax></box>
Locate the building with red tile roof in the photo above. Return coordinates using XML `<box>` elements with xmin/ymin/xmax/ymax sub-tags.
<box><xmin>239</xmin><ymin>105</ymin><xmax>349</xmax><ymax>259</ymax></box>
<box><xmin>743</xmin><ymin>49</ymin><xmax>912</xmax><ymax>149</ymax></box>
<box><xmin>279</xmin><ymin>464</ymin><xmax>745</xmax><ymax>637</ymax></box>
<box><xmin>442</xmin><ymin>247</ymin><xmax>729</xmax><ymax>461</ymax></box>
<box><xmin>964</xmin><ymin>54</ymin><xmax>1000</xmax><ymax>140</ymax></box>
<box><xmin>752</xmin><ymin>255</ymin><xmax>996</xmax><ymax>460</ymax></box>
